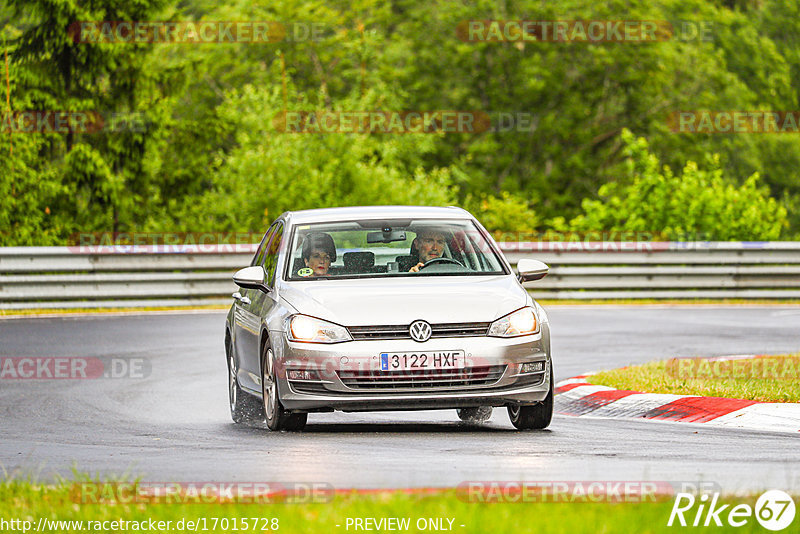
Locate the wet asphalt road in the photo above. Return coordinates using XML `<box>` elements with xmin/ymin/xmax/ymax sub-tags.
<box><xmin>0</xmin><ymin>306</ymin><xmax>798</xmax><ymax>492</ymax></box>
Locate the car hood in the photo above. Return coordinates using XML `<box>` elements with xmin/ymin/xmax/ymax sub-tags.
<box><xmin>279</xmin><ymin>275</ymin><xmax>528</xmax><ymax>326</ymax></box>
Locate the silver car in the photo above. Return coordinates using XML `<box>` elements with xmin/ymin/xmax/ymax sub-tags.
<box><xmin>225</xmin><ymin>206</ymin><xmax>552</xmax><ymax>431</ymax></box>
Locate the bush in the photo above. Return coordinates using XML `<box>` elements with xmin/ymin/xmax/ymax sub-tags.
<box><xmin>568</xmin><ymin>129</ymin><xmax>789</xmax><ymax>240</ymax></box>
<box><xmin>464</xmin><ymin>191</ymin><xmax>539</xmax><ymax>238</ymax></box>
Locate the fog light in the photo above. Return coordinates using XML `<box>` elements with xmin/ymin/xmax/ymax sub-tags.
<box><xmin>520</xmin><ymin>361</ymin><xmax>545</xmax><ymax>374</ymax></box>
<box><xmin>287</xmin><ymin>369</ymin><xmax>319</xmax><ymax>380</ymax></box>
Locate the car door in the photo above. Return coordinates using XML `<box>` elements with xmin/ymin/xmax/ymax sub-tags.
<box><xmin>233</xmin><ymin>224</ymin><xmax>274</xmax><ymax>394</ymax></box>
<box><xmin>236</xmin><ymin>222</ymin><xmax>285</xmax><ymax>393</ymax></box>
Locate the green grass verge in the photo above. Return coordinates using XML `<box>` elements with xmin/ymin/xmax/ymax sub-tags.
<box><xmin>0</xmin><ymin>480</ymin><xmax>781</xmax><ymax>534</ymax></box>
<box><xmin>3</xmin><ymin>299</ymin><xmax>798</xmax><ymax>318</ymax></box>
<box><xmin>0</xmin><ymin>305</ymin><xmax>228</xmax><ymax>317</ymax></box>
<box><xmin>589</xmin><ymin>354</ymin><xmax>800</xmax><ymax>403</ymax></box>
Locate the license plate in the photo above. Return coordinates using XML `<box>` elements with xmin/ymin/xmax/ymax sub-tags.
<box><xmin>380</xmin><ymin>351</ymin><xmax>465</xmax><ymax>371</ymax></box>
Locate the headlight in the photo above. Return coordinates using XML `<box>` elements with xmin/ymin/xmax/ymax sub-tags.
<box><xmin>287</xmin><ymin>315</ymin><xmax>352</xmax><ymax>343</ymax></box>
<box><xmin>488</xmin><ymin>307</ymin><xmax>539</xmax><ymax>337</ymax></box>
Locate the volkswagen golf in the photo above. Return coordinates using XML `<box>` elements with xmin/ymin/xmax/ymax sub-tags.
<box><xmin>225</xmin><ymin>205</ymin><xmax>552</xmax><ymax>431</ymax></box>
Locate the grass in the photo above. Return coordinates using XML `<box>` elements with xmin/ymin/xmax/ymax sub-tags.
<box><xmin>589</xmin><ymin>353</ymin><xmax>800</xmax><ymax>403</ymax></box>
<box><xmin>0</xmin><ymin>479</ymin><xmax>782</xmax><ymax>534</ymax></box>
<box><xmin>2</xmin><ymin>299</ymin><xmax>798</xmax><ymax>318</ymax></box>
<box><xmin>0</xmin><ymin>305</ymin><xmax>228</xmax><ymax>317</ymax></box>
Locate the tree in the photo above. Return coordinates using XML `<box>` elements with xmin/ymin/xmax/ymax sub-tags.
<box><xmin>166</xmin><ymin>82</ymin><xmax>458</xmax><ymax>232</ymax></box>
<box><xmin>5</xmin><ymin>0</ymin><xmax>176</xmax><ymax>237</ymax></box>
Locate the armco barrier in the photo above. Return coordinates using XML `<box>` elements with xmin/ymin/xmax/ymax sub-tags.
<box><xmin>1</xmin><ymin>242</ymin><xmax>799</xmax><ymax>309</ymax></box>
<box><xmin>506</xmin><ymin>241</ymin><xmax>800</xmax><ymax>300</ymax></box>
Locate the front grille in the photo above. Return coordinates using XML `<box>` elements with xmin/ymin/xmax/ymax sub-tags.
<box><xmin>337</xmin><ymin>365</ymin><xmax>506</xmax><ymax>391</ymax></box>
<box><xmin>348</xmin><ymin>322</ymin><xmax>490</xmax><ymax>340</ymax></box>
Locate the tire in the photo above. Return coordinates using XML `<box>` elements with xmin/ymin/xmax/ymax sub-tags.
<box><xmin>456</xmin><ymin>406</ymin><xmax>493</xmax><ymax>423</ymax></box>
<box><xmin>507</xmin><ymin>367</ymin><xmax>553</xmax><ymax>430</ymax></box>
<box><xmin>262</xmin><ymin>342</ymin><xmax>307</xmax><ymax>431</ymax></box>
<box><xmin>226</xmin><ymin>334</ymin><xmax>264</xmax><ymax>424</ymax></box>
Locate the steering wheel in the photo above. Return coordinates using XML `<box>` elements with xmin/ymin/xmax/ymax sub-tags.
<box><xmin>419</xmin><ymin>257</ymin><xmax>463</xmax><ymax>269</ymax></box>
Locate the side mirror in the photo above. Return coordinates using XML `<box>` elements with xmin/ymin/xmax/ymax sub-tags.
<box><xmin>517</xmin><ymin>259</ymin><xmax>549</xmax><ymax>282</ymax></box>
<box><xmin>233</xmin><ymin>266</ymin><xmax>269</xmax><ymax>292</ymax></box>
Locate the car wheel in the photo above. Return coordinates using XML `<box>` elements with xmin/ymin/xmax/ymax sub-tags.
<box><xmin>226</xmin><ymin>335</ymin><xmax>264</xmax><ymax>424</ymax></box>
<box><xmin>262</xmin><ymin>343</ymin><xmax>307</xmax><ymax>431</ymax></box>
<box><xmin>456</xmin><ymin>406</ymin><xmax>493</xmax><ymax>422</ymax></box>
<box><xmin>507</xmin><ymin>367</ymin><xmax>553</xmax><ymax>430</ymax></box>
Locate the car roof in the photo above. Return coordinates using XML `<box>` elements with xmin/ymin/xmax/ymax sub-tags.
<box><xmin>283</xmin><ymin>205</ymin><xmax>473</xmax><ymax>225</ymax></box>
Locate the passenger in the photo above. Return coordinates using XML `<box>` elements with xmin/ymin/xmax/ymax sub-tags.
<box><xmin>301</xmin><ymin>233</ymin><xmax>337</xmax><ymax>277</ymax></box>
<box><xmin>409</xmin><ymin>228</ymin><xmax>447</xmax><ymax>272</ymax></box>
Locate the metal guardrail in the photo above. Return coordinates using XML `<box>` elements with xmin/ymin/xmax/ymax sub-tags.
<box><xmin>1</xmin><ymin>242</ymin><xmax>799</xmax><ymax>309</ymax></box>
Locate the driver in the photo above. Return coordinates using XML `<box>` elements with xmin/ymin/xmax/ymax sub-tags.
<box><xmin>409</xmin><ymin>227</ymin><xmax>448</xmax><ymax>272</ymax></box>
<box><xmin>301</xmin><ymin>232</ymin><xmax>336</xmax><ymax>276</ymax></box>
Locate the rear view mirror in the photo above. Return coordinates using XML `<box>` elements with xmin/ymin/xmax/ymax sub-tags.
<box><xmin>233</xmin><ymin>266</ymin><xmax>268</xmax><ymax>292</ymax></box>
<box><xmin>517</xmin><ymin>259</ymin><xmax>549</xmax><ymax>282</ymax></box>
<box><xmin>367</xmin><ymin>230</ymin><xmax>407</xmax><ymax>243</ymax></box>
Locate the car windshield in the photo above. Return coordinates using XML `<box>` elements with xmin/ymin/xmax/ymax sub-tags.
<box><xmin>285</xmin><ymin>218</ymin><xmax>505</xmax><ymax>280</ymax></box>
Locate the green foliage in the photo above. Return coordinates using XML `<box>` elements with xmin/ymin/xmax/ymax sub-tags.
<box><xmin>165</xmin><ymin>84</ymin><xmax>457</xmax><ymax>232</ymax></box>
<box><xmin>2</xmin><ymin>0</ymin><xmax>179</xmax><ymax>239</ymax></box>
<box><xmin>569</xmin><ymin>130</ymin><xmax>788</xmax><ymax>240</ymax></box>
<box><xmin>377</xmin><ymin>0</ymin><xmax>800</xmax><ymax>225</ymax></box>
<box><xmin>590</xmin><ymin>354</ymin><xmax>800</xmax><ymax>403</ymax></box>
<box><xmin>464</xmin><ymin>191</ymin><xmax>539</xmax><ymax>237</ymax></box>
<box><xmin>0</xmin><ymin>135</ymin><xmax>64</xmax><ymax>245</ymax></box>
<box><xmin>1</xmin><ymin>0</ymin><xmax>800</xmax><ymax>242</ymax></box>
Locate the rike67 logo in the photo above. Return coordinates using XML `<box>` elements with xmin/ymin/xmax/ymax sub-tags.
<box><xmin>668</xmin><ymin>490</ymin><xmax>796</xmax><ymax>530</ymax></box>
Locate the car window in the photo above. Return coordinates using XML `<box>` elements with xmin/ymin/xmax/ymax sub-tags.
<box><xmin>251</xmin><ymin>223</ymin><xmax>276</xmax><ymax>267</ymax></box>
<box><xmin>263</xmin><ymin>222</ymin><xmax>284</xmax><ymax>287</ymax></box>
<box><xmin>285</xmin><ymin>218</ymin><xmax>505</xmax><ymax>280</ymax></box>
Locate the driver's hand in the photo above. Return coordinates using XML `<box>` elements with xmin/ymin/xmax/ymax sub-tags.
<box><xmin>409</xmin><ymin>262</ymin><xmax>424</xmax><ymax>273</ymax></box>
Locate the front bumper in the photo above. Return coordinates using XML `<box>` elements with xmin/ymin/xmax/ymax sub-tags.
<box><xmin>273</xmin><ymin>332</ymin><xmax>551</xmax><ymax>412</ymax></box>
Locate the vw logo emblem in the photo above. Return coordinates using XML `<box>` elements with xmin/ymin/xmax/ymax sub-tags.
<box><xmin>409</xmin><ymin>320</ymin><xmax>432</xmax><ymax>342</ymax></box>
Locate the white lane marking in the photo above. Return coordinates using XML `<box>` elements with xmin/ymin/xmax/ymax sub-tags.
<box><xmin>557</xmin><ymin>374</ymin><xmax>800</xmax><ymax>433</ymax></box>
<box><xmin>771</xmin><ymin>309</ymin><xmax>800</xmax><ymax>316</ymax></box>
<box><xmin>556</xmin><ymin>384</ymin><xmax>615</xmax><ymax>402</ymax></box>
<box><xmin>588</xmin><ymin>393</ymin><xmax>687</xmax><ymax>418</ymax></box>
<box><xmin>556</xmin><ymin>377</ymin><xmax>591</xmax><ymax>387</ymax></box>
<box><xmin>708</xmin><ymin>403</ymin><xmax>800</xmax><ymax>433</ymax></box>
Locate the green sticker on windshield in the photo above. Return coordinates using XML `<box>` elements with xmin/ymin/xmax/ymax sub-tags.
<box><xmin>298</xmin><ymin>267</ymin><xmax>313</xmax><ymax>277</ymax></box>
